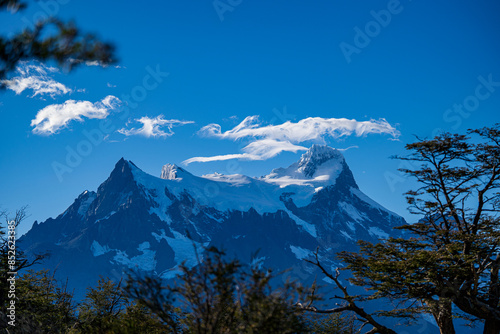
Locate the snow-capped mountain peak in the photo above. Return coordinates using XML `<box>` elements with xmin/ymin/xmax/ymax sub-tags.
<box><xmin>160</xmin><ymin>163</ymin><xmax>185</xmax><ymax>180</ymax></box>
<box><xmin>297</xmin><ymin>144</ymin><xmax>344</xmax><ymax>177</ymax></box>
<box><xmin>20</xmin><ymin>148</ymin><xmax>405</xmax><ymax>302</ymax></box>
<box><xmin>262</xmin><ymin>144</ymin><xmax>347</xmax><ymax>188</ymax></box>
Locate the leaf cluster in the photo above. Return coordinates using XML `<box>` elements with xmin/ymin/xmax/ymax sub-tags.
<box><xmin>0</xmin><ymin>0</ymin><xmax>116</xmax><ymax>83</ymax></box>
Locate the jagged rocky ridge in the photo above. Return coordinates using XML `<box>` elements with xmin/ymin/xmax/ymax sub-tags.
<box><xmin>20</xmin><ymin>145</ymin><xmax>406</xmax><ymax>299</ymax></box>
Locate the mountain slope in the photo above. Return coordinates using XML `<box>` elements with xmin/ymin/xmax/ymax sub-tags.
<box><xmin>20</xmin><ymin>145</ymin><xmax>405</xmax><ymax>299</ymax></box>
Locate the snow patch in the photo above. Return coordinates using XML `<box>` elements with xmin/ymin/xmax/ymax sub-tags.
<box><xmin>322</xmin><ymin>277</ymin><xmax>335</xmax><ymax>284</ymax></box>
<box><xmin>149</xmin><ymin>206</ymin><xmax>172</xmax><ymax>224</ymax></box>
<box><xmin>90</xmin><ymin>240</ymin><xmax>111</xmax><ymax>256</ymax></box>
<box><xmin>289</xmin><ymin>245</ymin><xmax>313</xmax><ymax>260</ymax></box>
<box><xmin>285</xmin><ymin>210</ymin><xmax>317</xmax><ymax>238</ymax></box>
<box><xmin>78</xmin><ymin>192</ymin><xmax>96</xmax><ymax>216</ymax></box>
<box><xmin>152</xmin><ymin>229</ymin><xmax>168</xmax><ymax>242</ymax></box>
<box><xmin>165</xmin><ymin>231</ymin><xmax>208</xmax><ymax>268</ymax></box>
<box><xmin>205</xmin><ymin>212</ymin><xmax>225</xmax><ymax>223</ymax></box>
<box><xmin>153</xmin><ymin>229</ymin><xmax>209</xmax><ymax>268</ymax></box>
<box><xmin>156</xmin><ymin>230</ymin><xmax>210</xmax><ymax>279</ymax></box>
<box><xmin>368</xmin><ymin>226</ymin><xmax>389</xmax><ymax>239</ymax></box>
<box><xmin>112</xmin><ymin>242</ymin><xmax>157</xmax><ymax>271</ymax></box>
<box><xmin>338</xmin><ymin>201</ymin><xmax>367</xmax><ymax>222</ymax></box>
<box><xmin>251</xmin><ymin>256</ymin><xmax>266</xmax><ymax>269</ymax></box>
<box><xmin>202</xmin><ymin>173</ymin><xmax>251</xmax><ymax>186</ymax></box>
<box><xmin>339</xmin><ymin>230</ymin><xmax>354</xmax><ymax>240</ymax></box>
<box><xmin>94</xmin><ymin>211</ymin><xmax>116</xmax><ymax>224</ymax></box>
<box><xmin>346</xmin><ymin>222</ymin><xmax>356</xmax><ymax>232</ymax></box>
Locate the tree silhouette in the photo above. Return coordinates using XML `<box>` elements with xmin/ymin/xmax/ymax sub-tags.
<box><xmin>0</xmin><ymin>0</ymin><xmax>116</xmax><ymax>85</ymax></box>
<box><xmin>303</xmin><ymin>124</ymin><xmax>500</xmax><ymax>334</ymax></box>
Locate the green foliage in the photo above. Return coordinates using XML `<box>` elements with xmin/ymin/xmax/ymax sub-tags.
<box><xmin>298</xmin><ymin>254</ymin><xmax>398</xmax><ymax>334</ymax></box>
<box><xmin>113</xmin><ymin>303</ymin><xmax>166</xmax><ymax>334</ymax></box>
<box><xmin>13</xmin><ymin>270</ymin><xmax>76</xmax><ymax>333</ymax></box>
<box><xmin>0</xmin><ymin>208</ymin><xmax>165</xmax><ymax>333</ymax></box>
<box><xmin>305</xmin><ymin>313</ymin><xmax>358</xmax><ymax>334</ymax></box>
<box><xmin>0</xmin><ymin>0</ymin><xmax>26</xmax><ymax>12</ymax></box>
<box><xmin>126</xmin><ymin>246</ymin><xmax>308</xmax><ymax>334</ymax></box>
<box><xmin>74</xmin><ymin>278</ymin><xmax>129</xmax><ymax>333</ymax></box>
<box><xmin>0</xmin><ymin>0</ymin><xmax>116</xmax><ymax>83</ymax></box>
<box><xmin>71</xmin><ymin>278</ymin><xmax>165</xmax><ymax>333</ymax></box>
<box><xmin>0</xmin><ymin>207</ymin><xmax>358</xmax><ymax>333</ymax></box>
<box><xmin>0</xmin><ymin>208</ymin><xmax>46</xmax><ymax>332</ymax></box>
<box><xmin>336</xmin><ymin>124</ymin><xmax>500</xmax><ymax>334</ymax></box>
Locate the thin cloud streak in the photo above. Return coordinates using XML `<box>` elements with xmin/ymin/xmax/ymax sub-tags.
<box><xmin>242</xmin><ymin>139</ymin><xmax>307</xmax><ymax>160</ymax></box>
<box><xmin>184</xmin><ymin>153</ymin><xmax>256</xmax><ymax>164</ymax></box>
<box><xmin>84</xmin><ymin>60</ymin><xmax>124</xmax><ymax>69</ymax></box>
<box><xmin>118</xmin><ymin>115</ymin><xmax>194</xmax><ymax>138</ymax></box>
<box><xmin>183</xmin><ymin>139</ymin><xmax>307</xmax><ymax>165</ymax></box>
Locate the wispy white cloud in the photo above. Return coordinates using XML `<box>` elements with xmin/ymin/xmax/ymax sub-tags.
<box><xmin>184</xmin><ymin>153</ymin><xmax>253</xmax><ymax>164</ymax></box>
<box><xmin>66</xmin><ymin>58</ymin><xmax>124</xmax><ymax>69</ymax></box>
<box><xmin>16</xmin><ymin>62</ymin><xmax>58</xmax><ymax>76</ymax></box>
<box><xmin>85</xmin><ymin>60</ymin><xmax>103</xmax><ymax>67</ymax></box>
<box><xmin>199</xmin><ymin>116</ymin><xmax>400</xmax><ymax>142</ymax></box>
<box><xmin>5</xmin><ymin>77</ymin><xmax>71</xmax><ymax>97</ymax></box>
<box><xmin>84</xmin><ymin>60</ymin><xmax>124</xmax><ymax>69</ymax></box>
<box><xmin>31</xmin><ymin>95</ymin><xmax>121</xmax><ymax>135</ymax></box>
<box><xmin>184</xmin><ymin>139</ymin><xmax>307</xmax><ymax>165</ymax></box>
<box><xmin>185</xmin><ymin>116</ymin><xmax>400</xmax><ymax>164</ymax></box>
<box><xmin>242</xmin><ymin>139</ymin><xmax>307</xmax><ymax>159</ymax></box>
<box><xmin>3</xmin><ymin>62</ymin><xmax>71</xmax><ymax>98</ymax></box>
<box><xmin>118</xmin><ymin>115</ymin><xmax>194</xmax><ymax>138</ymax></box>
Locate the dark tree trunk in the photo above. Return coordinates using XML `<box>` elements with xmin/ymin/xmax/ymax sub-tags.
<box><xmin>484</xmin><ymin>263</ymin><xmax>500</xmax><ymax>334</ymax></box>
<box><xmin>431</xmin><ymin>299</ymin><xmax>456</xmax><ymax>334</ymax></box>
<box><xmin>484</xmin><ymin>319</ymin><xmax>500</xmax><ymax>334</ymax></box>
<box><xmin>435</xmin><ymin>315</ymin><xmax>455</xmax><ymax>334</ymax></box>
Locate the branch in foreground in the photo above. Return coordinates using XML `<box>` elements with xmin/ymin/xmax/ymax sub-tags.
<box><xmin>296</xmin><ymin>250</ymin><xmax>397</xmax><ymax>334</ymax></box>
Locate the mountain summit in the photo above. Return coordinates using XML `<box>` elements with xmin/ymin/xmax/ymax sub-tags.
<box><xmin>160</xmin><ymin>163</ymin><xmax>185</xmax><ymax>180</ymax></box>
<box><xmin>262</xmin><ymin>144</ymin><xmax>355</xmax><ymax>190</ymax></box>
<box><xmin>297</xmin><ymin>144</ymin><xmax>345</xmax><ymax>177</ymax></box>
<box><xmin>20</xmin><ymin>145</ymin><xmax>405</xmax><ymax>299</ymax></box>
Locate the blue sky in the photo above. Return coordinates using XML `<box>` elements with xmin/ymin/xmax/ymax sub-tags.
<box><xmin>1</xmin><ymin>0</ymin><xmax>500</xmax><ymax>236</ymax></box>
